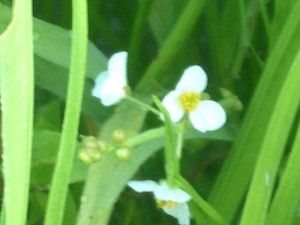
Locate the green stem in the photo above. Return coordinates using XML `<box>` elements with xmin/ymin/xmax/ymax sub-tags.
<box><xmin>126</xmin><ymin>96</ymin><xmax>161</xmax><ymax>116</ymax></box>
<box><xmin>176</xmin><ymin>118</ymin><xmax>188</xmax><ymax>158</ymax></box>
<box><xmin>137</xmin><ymin>0</ymin><xmax>207</xmax><ymax>89</ymax></box>
<box><xmin>44</xmin><ymin>0</ymin><xmax>88</xmax><ymax>224</ymax></box>
<box><xmin>125</xmin><ymin>127</ymin><xmax>164</xmax><ymax>147</ymax></box>
<box><xmin>259</xmin><ymin>0</ymin><xmax>271</xmax><ymax>43</ymax></box>
<box><xmin>152</xmin><ymin>96</ymin><xmax>179</xmax><ymax>187</ymax></box>
<box><xmin>176</xmin><ymin>176</ymin><xmax>227</xmax><ymax>225</ymax></box>
<box><xmin>0</xmin><ymin>0</ymin><xmax>34</xmax><ymax>225</ymax></box>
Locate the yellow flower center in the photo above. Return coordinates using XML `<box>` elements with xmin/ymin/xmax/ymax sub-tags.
<box><xmin>178</xmin><ymin>92</ymin><xmax>201</xmax><ymax>112</ymax></box>
<box><xmin>156</xmin><ymin>199</ymin><xmax>179</xmax><ymax>209</ymax></box>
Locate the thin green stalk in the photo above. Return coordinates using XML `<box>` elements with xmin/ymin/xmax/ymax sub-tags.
<box><xmin>259</xmin><ymin>0</ymin><xmax>271</xmax><ymax>42</ymax></box>
<box><xmin>239</xmin><ymin>47</ymin><xmax>300</xmax><ymax>225</ymax></box>
<box><xmin>175</xmin><ymin>118</ymin><xmax>187</xmax><ymax>158</ymax></box>
<box><xmin>152</xmin><ymin>96</ymin><xmax>179</xmax><ymax>187</ymax></box>
<box><xmin>137</xmin><ymin>0</ymin><xmax>207</xmax><ymax>89</ymax></box>
<box><xmin>125</xmin><ymin>127</ymin><xmax>164</xmax><ymax>147</ymax></box>
<box><xmin>127</xmin><ymin>0</ymin><xmax>153</xmax><ymax>80</ymax></box>
<box><xmin>265</xmin><ymin>121</ymin><xmax>300</xmax><ymax>225</ymax></box>
<box><xmin>176</xmin><ymin>176</ymin><xmax>227</xmax><ymax>225</ymax></box>
<box><xmin>44</xmin><ymin>0</ymin><xmax>88</xmax><ymax>224</ymax></box>
<box><xmin>0</xmin><ymin>0</ymin><xmax>34</xmax><ymax>224</ymax></box>
<box><xmin>126</xmin><ymin>96</ymin><xmax>161</xmax><ymax>116</ymax></box>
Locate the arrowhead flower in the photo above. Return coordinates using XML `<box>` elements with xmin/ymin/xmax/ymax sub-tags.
<box><xmin>162</xmin><ymin>65</ymin><xmax>226</xmax><ymax>132</ymax></box>
<box><xmin>92</xmin><ymin>51</ymin><xmax>128</xmax><ymax>106</ymax></box>
<box><xmin>128</xmin><ymin>180</ymin><xmax>191</xmax><ymax>225</ymax></box>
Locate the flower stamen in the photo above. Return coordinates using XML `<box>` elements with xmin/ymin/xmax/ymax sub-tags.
<box><xmin>156</xmin><ymin>199</ymin><xmax>179</xmax><ymax>209</ymax></box>
<box><xmin>179</xmin><ymin>92</ymin><xmax>201</xmax><ymax>112</ymax></box>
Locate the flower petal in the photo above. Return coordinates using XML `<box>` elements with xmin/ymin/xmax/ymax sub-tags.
<box><xmin>127</xmin><ymin>180</ymin><xmax>157</xmax><ymax>193</ymax></box>
<box><xmin>154</xmin><ymin>181</ymin><xmax>191</xmax><ymax>203</ymax></box>
<box><xmin>176</xmin><ymin>65</ymin><xmax>207</xmax><ymax>93</ymax></box>
<box><xmin>92</xmin><ymin>72</ymin><xmax>109</xmax><ymax>99</ymax></box>
<box><xmin>163</xmin><ymin>203</ymin><xmax>190</xmax><ymax>225</ymax></box>
<box><xmin>108</xmin><ymin>51</ymin><xmax>128</xmax><ymax>85</ymax></box>
<box><xmin>97</xmin><ymin>73</ymin><xmax>127</xmax><ymax>106</ymax></box>
<box><xmin>162</xmin><ymin>91</ymin><xmax>184</xmax><ymax>123</ymax></box>
<box><xmin>189</xmin><ymin>100</ymin><xmax>226</xmax><ymax>132</ymax></box>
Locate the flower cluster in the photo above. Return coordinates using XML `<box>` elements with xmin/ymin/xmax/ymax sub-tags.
<box><xmin>92</xmin><ymin>51</ymin><xmax>228</xmax><ymax>225</ymax></box>
<box><xmin>92</xmin><ymin>52</ymin><xmax>226</xmax><ymax>132</ymax></box>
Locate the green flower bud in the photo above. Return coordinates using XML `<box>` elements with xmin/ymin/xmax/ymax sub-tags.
<box><xmin>115</xmin><ymin>147</ymin><xmax>131</xmax><ymax>160</ymax></box>
<box><xmin>112</xmin><ymin>129</ymin><xmax>126</xmax><ymax>143</ymax></box>
<box><xmin>79</xmin><ymin>147</ymin><xmax>102</xmax><ymax>164</ymax></box>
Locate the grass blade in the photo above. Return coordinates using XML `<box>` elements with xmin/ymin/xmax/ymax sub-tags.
<box><xmin>239</xmin><ymin>46</ymin><xmax>300</xmax><ymax>225</ymax></box>
<box><xmin>43</xmin><ymin>0</ymin><xmax>88</xmax><ymax>224</ymax></box>
<box><xmin>265</xmin><ymin>120</ymin><xmax>300</xmax><ymax>225</ymax></box>
<box><xmin>0</xmin><ymin>0</ymin><xmax>34</xmax><ymax>224</ymax></box>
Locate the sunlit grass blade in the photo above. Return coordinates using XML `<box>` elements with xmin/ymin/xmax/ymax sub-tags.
<box><xmin>270</xmin><ymin>0</ymin><xmax>296</xmax><ymax>44</ymax></box>
<box><xmin>265</xmin><ymin>121</ymin><xmax>300</xmax><ymax>225</ymax></box>
<box><xmin>0</xmin><ymin>4</ymin><xmax>106</xmax><ymax>79</ymax></box>
<box><xmin>239</xmin><ymin>46</ymin><xmax>300</xmax><ymax>225</ymax></box>
<box><xmin>43</xmin><ymin>0</ymin><xmax>88</xmax><ymax>224</ymax></box>
<box><xmin>0</xmin><ymin>1</ymin><xmax>34</xmax><ymax>225</ymax></box>
<box><xmin>205</xmin><ymin>0</ymin><xmax>300</xmax><ymax>224</ymax></box>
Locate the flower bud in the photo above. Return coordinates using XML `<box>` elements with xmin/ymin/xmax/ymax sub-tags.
<box><xmin>112</xmin><ymin>129</ymin><xmax>126</xmax><ymax>143</ymax></box>
<box><xmin>115</xmin><ymin>147</ymin><xmax>131</xmax><ymax>160</ymax></box>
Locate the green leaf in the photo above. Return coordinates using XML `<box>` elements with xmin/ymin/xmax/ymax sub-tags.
<box><xmin>149</xmin><ymin>0</ymin><xmax>186</xmax><ymax>44</ymax></box>
<box><xmin>239</xmin><ymin>43</ymin><xmax>300</xmax><ymax>225</ymax></box>
<box><xmin>204</xmin><ymin>1</ymin><xmax>300</xmax><ymax>224</ymax></box>
<box><xmin>76</xmin><ymin>101</ymin><xmax>150</xmax><ymax>225</ymax></box>
<box><xmin>1</xmin><ymin>4</ymin><xmax>110</xmax><ymax>123</ymax></box>
<box><xmin>265</xmin><ymin>121</ymin><xmax>300</xmax><ymax>225</ymax></box>
<box><xmin>0</xmin><ymin>1</ymin><xmax>34</xmax><ymax>225</ymax></box>
<box><xmin>0</xmin><ymin>4</ymin><xmax>107</xmax><ymax>79</ymax></box>
<box><xmin>35</xmin><ymin>56</ymin><xmax>112</xmax><ymax>123</ymax></box>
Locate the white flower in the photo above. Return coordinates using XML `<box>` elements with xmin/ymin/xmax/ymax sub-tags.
<box><xmin>128</xmin><ymin>180</ymin><xmax>191</xmax><ymax>225</ymax></box>
<box><xmin>92</xmin><ymin>51</ymin><xmax>128</xmax><ymax>106</ymax></box>
<box><xmin>162</xmin><ymin>65</ymin><xmax>226</xmax><ymax>132</ymax></box>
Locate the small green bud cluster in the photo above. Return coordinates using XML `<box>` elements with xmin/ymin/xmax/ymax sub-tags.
<box><xmin>79</xmin><ymin>136</ymin><xmax>107</xmax><ymax>164</ymax></box>
<box><xmin>79</xmin><ymin>129</ymin><xmax>132</xmax><ymax>163</ymax></box>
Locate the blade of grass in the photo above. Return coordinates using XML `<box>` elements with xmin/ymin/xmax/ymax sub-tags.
<box><xmin>204</xmin><ymin>0</ymin><xmax>300</xmax><ymax>224</ymax></box>
<box><xmin>0</xmin><ymin>4</ymin><xmax>106</xmax><ymax>79</ymax></box>
<box><xmin>265</xmin><ymin>122</ymin><xmax>300</xmax><ymax>225</ymax></box>
<box><xmin>270</xmin><ymin>0</ymin><xmax>296</xmax><ymax>44</ymax></box>
<box><xmin>34</xmin><ymin>56</ymin><xmax>112</xmax><ymax>123</ymax></box>
<box><xmin>137</xmin><ymin>0</ymin><xmax>207</xmax><ymax>89</ymax></box>
<box><xmin>43</xmin><ymin>0</ymin><xmax>88</xmax><ymax>224</ymax></box>
<box><xmin>0</xmin><ymin>0</ymin><xmax>34</xmax><ymax>225</ymax></box>
<box><xmin>127</xmin><ymin>0</ymin><xmax>153</xmax><ymax>82</ymax></box>
<box><xmin>239</xmin><ymin>46</ymin><xmax>300</xmax><ymax>225</ymax></box>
